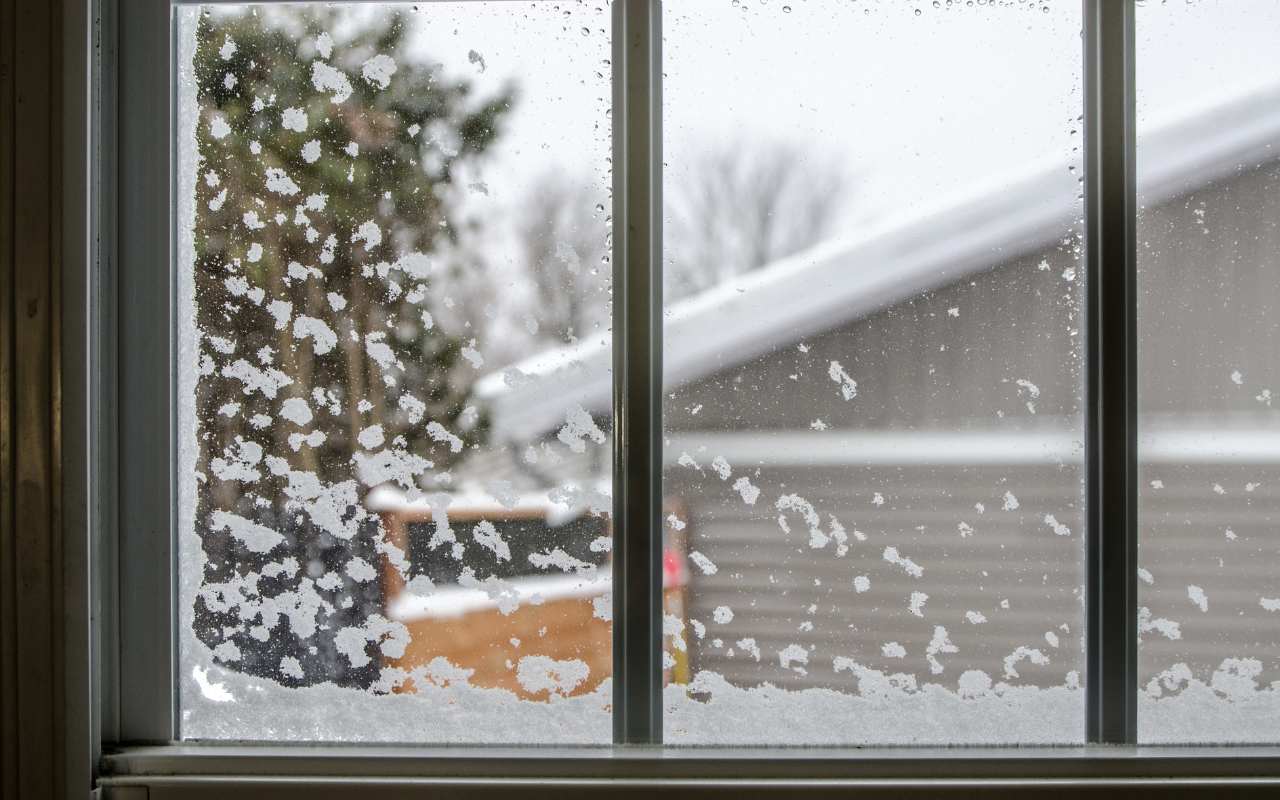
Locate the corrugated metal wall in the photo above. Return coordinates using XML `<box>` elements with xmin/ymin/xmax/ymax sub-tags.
<box><xmin>664</xmin><ymin>157</ymin><xmax>1280</xmax><ymax>693</ymax></box>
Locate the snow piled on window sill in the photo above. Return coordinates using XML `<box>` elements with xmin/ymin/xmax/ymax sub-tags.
<box><xmin>663</xmin><ymin>671</ymin><xmax>1084</xmax><ymax>745</ymax></box>
<box><xmin>182</xmin><ymin>664</ymin><xmax>1280</xmax><ymax>745</ymax></box>
<box><xmin>1140</xmin><ymin>682</ymin><xmax>1280</xmax><ymax>745</ymax></box>
<box><xmin>181</xmin><ymin>665</ymin><xmax>611</xmax><ymax>744</ymax></box>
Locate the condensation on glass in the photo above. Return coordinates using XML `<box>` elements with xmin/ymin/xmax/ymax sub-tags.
<box><xmin>175</xmin><ymin>3</ymin><xmax>613</xmax><ymax>742</ymax></box>
<box><xmin>655</xmin><ymin>1</ymin><xmax>1087</xmax><ymax>745</ymax></box>
<box><xmin>1136</xmin><ymin>0</ymin><xmax>1280</xmax><ymax>745</ymax></box>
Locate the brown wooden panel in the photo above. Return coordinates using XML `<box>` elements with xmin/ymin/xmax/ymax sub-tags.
<box><xmin>1</xmin><ymin>0</ymin><xmax>62</xmax><ymax>795</ymax></box>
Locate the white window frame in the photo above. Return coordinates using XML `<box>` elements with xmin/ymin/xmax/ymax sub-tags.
<box><xmin>72</xmin><ymin>0</ymin><xmax>1280</xmax><ymax>795</ymax></box>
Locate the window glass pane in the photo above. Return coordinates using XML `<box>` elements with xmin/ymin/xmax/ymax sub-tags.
<box><xmin>658</xmin><ymin>1</ymin><xmax>1085</xmax><ymax>745</ymax></box>
<box><xmin>176</xmin><ymin>3</ymin><xmax>613</xmax><ymax>742</ymax></box>
<box><xmin>1136</xmin><ymin>0</ymin><xmax>1280</xmax><ymax>744</ymax></box>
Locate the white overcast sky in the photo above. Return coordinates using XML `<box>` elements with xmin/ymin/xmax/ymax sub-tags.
<box><xmin>203</xmin><ymin>0</ymin><xmax>1280</xmax><ymax>360</ymax></box>
<box><xmin>406</xmin><ymin>0</ymin><xmax>1280</xmax><ymax>235</ymax></box>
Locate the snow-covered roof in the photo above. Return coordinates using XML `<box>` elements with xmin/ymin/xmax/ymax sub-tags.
<box><xmin>665</xmin><ymin>423</ymin><xmax>1280</xmax><ymax>469</ymax></box>
<box><xmin>388</xmin><ymin>573</ymin><xmax>610</xmax><ymax>622</ymax></box>
<box><xmin>475</xmin><ymin>81</ymin><xmax>1280</xmax><ymax>443</ymax></box>
<box><xmin>365</xmin><ymin>481</ymin><xmax>610</xmax><ymax>527</ymax></box>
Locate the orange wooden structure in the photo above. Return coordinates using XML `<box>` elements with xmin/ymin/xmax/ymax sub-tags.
<box><xmin>373</xmin><ymin>490</ymin><xmax>688</xmax><ymax>699</ymax></box>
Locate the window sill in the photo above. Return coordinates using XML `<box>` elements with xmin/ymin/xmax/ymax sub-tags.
<box><xmin>98</xmin><ymin>743</ymin><xmax>1280</xmax><ymax>796</ymax></box>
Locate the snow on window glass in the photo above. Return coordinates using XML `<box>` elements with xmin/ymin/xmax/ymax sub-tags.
<box><xmin>1135</xmin><ymin>1</ymin><xmax>1280</xmax><ymax>744</ymax></box>
<box><xmin>657</xmin><ymin>1</ymin><xmax>1086</xmax><ymax>744</ymax></box>
<box><xmin>176</xmin><ymin>3</ymin><xmax>612</xmax><ymax>742</ymax></box>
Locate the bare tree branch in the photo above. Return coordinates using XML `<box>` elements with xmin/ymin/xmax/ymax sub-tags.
<box><xmin>665</xmin><ymin>138</ymin><xmax>849</xmax><ymax>300</ymax></box>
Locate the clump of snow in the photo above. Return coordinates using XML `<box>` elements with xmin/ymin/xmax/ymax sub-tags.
<box><xmin>353</xmin><ymin>447</ymin><xmax>431</xmax><ymax>490</ymax></box>
<box><xmin>222</xmin><ymin>359</ymin><xmax>292</xmax><ymax>399</ymax></box>
<box><xmin>460</xmin><ymin>342</ymin><xmax>484</xmax><ymax>369</ymax></box>
<box><xmin>1002</xmin><ymin>646</ymin><xmax>1049</xmax><ymax>679</ymax></box>
<box><xmin>883</xmin><ymin>545</ymin><xmax>924</xmax><ymax>578</ymax></box>
<box><xmin>351</xmin><ymin>219</ymin><xmax>382</xmax><ymax>251</ymax></box>
<box><xmin>279</xmin><ymin>657</ymin><xmax>305</xmax><ymax>681</ymax></box>
<box><xmin>1043</xmin><ymin>514</ymin><xmax>1071</xmax><ymax>536</ymax></box>
<box><xmin>208</xmin><ymin>510</ymin><xmax>284</xmax><ymax>554</ymax></box>
<box><xmin>266</xmin><ymin>300</ymin><xmax>292</xmax><ymax>330</ymax></box>
<box><xmin>515</xmin><ymin>656</ymin><xmax>589</xmax><ymax>698</ymax></box>
<box><xmin>1187</xmin><ymin>584</ymin><xmax>1209</xmax><ymax>613</ymax></box>
<box><xmin>334</xmin><ymin>615</ymin><xmax>409</xmax><ymax>669</ymax></box>
<box><xmin>361</xmin><ymin>54</ymin><xmax>397</xmax><ymax>89</ymax></box>
<box><xmin>528</xmin><ymin>549</ymin><xmax>595</xmax><ymax>575</ymax></box>
<box><xmin>314</xmin><ymin>32</ymin><xmax>333</xmax><ymax>59</ymax></box>
<box><xmin>557</xmin><ymin>406</ymin><xmax>606</xmax><ymax>453</ymax></box>
<box><xmin>689</xmin><ymin>551</ymin><xmax>718</xmax><ymax>576</ymax></box>
<box><xmin>209</xmin><ymin>437</ymin><xmax>262</xmax><ymax>483</ymax></box>
<box><xmin>209</xmin><ymin>114</ymin><xmax>231</xmax><ymax>140</ymax></box>
<box><xmin>925</xmin><ymin>627</ymin><xmax>957</xmax><ymax>675</ymax></box>
<box><xmin>311</xmin><ymin>61</ymin><xmax>353</xmax><ymax>103</ymax></box>
<box><xmin>957</xmin><ymin>670</ymin><xmax>993</xmax><ymax>699</ymax></box>
<box><xmin>264</xmin><ymin>167</ymin><xmax>300</xmax><ymax>196</ymax></box>
<box><xmin>364</xmin><ymin>332</ymin><xmax>398</xmax><ymax>373</ymax></box>
<box><xmin>398</xmin><ymin>393</ymin><xmax>426</xmax><ymax>424</ymax></box>
<box><xmin>356</xmin><ymin>425</ymin><xmax>384</xmax><ymax>450</ymax></box>
<box><xmin>1138</xmin><ymin>606</ymin><xmax>1182</xmax><ymax>641</ymax></box>
<box><xmin>469</xmin><ymin>520</ymin><xmax>510</xmax><ymax>562</ymax></box>
<box><xmin>345</xmin><ymin>557</ymin><xmax>377</xmax><ymax>583</ymax></box>
<box><xmin>736</xmin><ymin>638</ymin><xmax>761</xmax><ymax>661</ymax></box>
<box><xmin>192</xmin><ymin>665</ymin><xmax>234</xmax><ymax>702</ymax></box>
<box><xmin>292</xmin><ymin>315</ymin><xmax>337</xmax><ymax>354</ymax></box>
<box><xmin>279</xmin><ymin>397</ymin><xmax>313</xmax><ymax>426</ymax></box>
<box><xmin>426</xmin><ymin>421</ymin><xmax>463</xmax><ymax>453</ymax></box>
<box><xmin>776</xmin><ymin>494</ymin><xmax>847</xmax><ymax>553</ymax></box>
<box><xmin>281</xmin><ymin>106</ymin><xmax>307</xmax><ymax>132</ymax></box>
<box><xmin>591</xmin><ymin>594</ymin><xmax>611</xmax><ymax>621</ymax></box>
<box><xmin>828</xmin><ymin>360</ymin><xmax>857</xmax><ymax>400</ymax></box>
<box><xmin>732</xmin><ymin>476</ymin><xmax>760</xmax><ymax>505</ymax></box>
<box><xmin>778</xmin><ymin>644</ymin><xmax>809</xmax><ymax>674</ymax></box>
<box><xmin>881</xmin><ymin>642</ymin><xmax>906</xmax><ymax>658</ymax></box>
<box><xmin>908</xmin><ymin>591</ymin><xmax>929</xmax><ymax>617</ymax></box>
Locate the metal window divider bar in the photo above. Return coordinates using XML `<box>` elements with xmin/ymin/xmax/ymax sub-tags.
<box><xmin>610</xmin><ymin>0</ymin><xmax>664</xmax><ymax>746</ymax></box>
<box><xmin>1083</xmin><ymin>0</ymin><xmax>1139</xmax><ymax>745</ymax></box>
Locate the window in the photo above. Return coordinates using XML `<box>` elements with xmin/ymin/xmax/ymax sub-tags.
<box><xmin>1136</xmin><ymin>0</ymin><xmax>1280</xmax><ymax>744</ymax></box>
<box><xmin>659</xmin><ymin>0</ymin><xmax>1086</xmax><ymax>745</ymax></box>
<box><xmin>88</xmin><ymin>0</ymin><xmax>1280</xmax><ymax>793</ymax></box>
<box><xmin>174</xmin><ymin>1</ymin><xmax>614</xmax><ymax>744</ymax></box>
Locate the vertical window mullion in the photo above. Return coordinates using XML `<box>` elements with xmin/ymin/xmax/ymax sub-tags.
<box><xmin>611</xmin><ymin>0</ymin><xmax>664</xmax><ymax>746</ymax></box>
<box><xmin>116</xmin><ymin>0</ymin><xmax>177</xmax><ymax>743</ymax></box>
<box><xmin>1083</xmin><ymin>0</ymin><xmax>1138</xmax><ymax>745</ymax></box>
